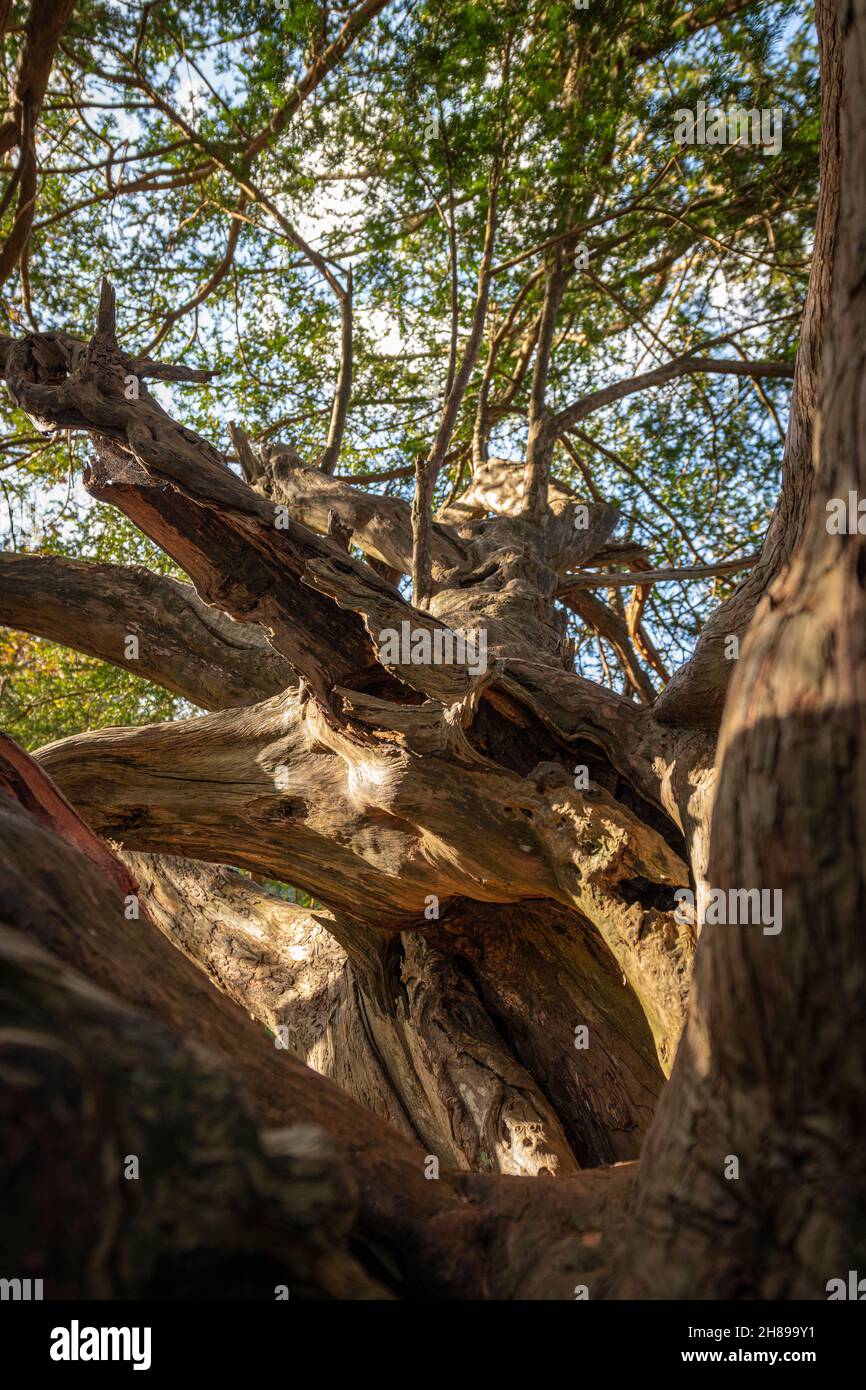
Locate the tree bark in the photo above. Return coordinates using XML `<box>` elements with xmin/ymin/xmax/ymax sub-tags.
<box><xmin>613</xmin><ymin>0</ymin><xmax>865</xmax><ymax>1299</ymax></box>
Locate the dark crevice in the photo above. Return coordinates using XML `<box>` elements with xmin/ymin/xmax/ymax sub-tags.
<box><xmin>347</xmin><ymin>663</ymin><xmax>426</xmax><ymax>704</ymax></box>
<box><xmin>444</xmin><ymin>949</ymin><xmax>614</xmax><ymax>1170</ymax></box>
<box><xmin>469</xmin><ymin>692</ymin><xmax>567</xmax><ymax>775</ymax></box>
<box><xmin>381</xmin><ymin>933</ymin><xmax>410</xmax><ymax>1018</ymax></box>
<box><xmin>347</xmin><ymin>1236</ymin><xmax>404</xmax><ymax>1295</ymax></box>
<box><xmin>616</xmin><ymin>876</ymin><xmax>681</xmax><ymax>912</ymax></box>
<box><xmin>468</xmin><ymin>695</ymin><xmax>688</xmax><ymax>862</ymax></box>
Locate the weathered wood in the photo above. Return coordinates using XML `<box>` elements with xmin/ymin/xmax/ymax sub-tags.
<box><xmin>37</xmin><ymin>682</ymin><xmax>692</xmax><ymax>1067</ymax></box>
<box><xmin>130</xmin><ymin>855</ymin><xmax>666</xmax><ymax>1169</ymax></box>
<box><xmin>0</xmin><ymin>2</ymin><xmax>841</xmax><ymax>1309</ymax></box>
<box><xmin>0</xmin><ymin>741</ymin><xmax>638</xmax><ymax>1297</ymax></box>
<box><xmin>0</xmin><ymin>552</ymin><xmax>293</xmax><ymax>708</ymax></box>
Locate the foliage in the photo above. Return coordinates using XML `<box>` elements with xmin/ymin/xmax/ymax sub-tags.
<box><xmin>0</xmin><ymin>0</ymin><xmax>819</xmax><ymax>736</ymax></box>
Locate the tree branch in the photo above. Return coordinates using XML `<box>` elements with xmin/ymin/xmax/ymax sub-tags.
<box><xmin>558</xmin><ymin>552</ymin><xmax>761</xmax><ymax>593</ymax></box>
<box><xmin>521</xmin><ymin>248</ymin><xmax>572</xmax><ymax>518</ymax></box>
<box><xmin>0</xmin><ymin>331</ymin><xmax>214</xmax><ymax>383</ymax></box>
<box><xmin>412</xmin><ymin>169</ymin><xmax>501</xmax><ymax>604</ymax></box>
<box><xmin>563</xmin><ymin>587</ymin><xmax>657</xmax><ymax>704</ymax></box>
<box><xmin>555</xmin><ymin>354</ymin><xmax>795</xmax><ymax>435</ymax></box>
<box><xmin>0</xmin><ymin>551</ymin><xmax>294</xmax><ymax>708</ymax></box>
<box><xmin>35</xmin><ymin>679</ymin><xmax>694</xmax><ymax>1066</ymax></box>
<box><xmin>3</xmin><ymin>285</ymin><xmax>492</xmax><ymax>708</ymax></box>
<box><xmin>318</xmin><ymin>267</ymin><xmax>353</xmax><ymax>475</ymax></box>
<box><xmin>1</xmin><ymin>733</ymin><xmax>644</xmax><ymax>1299</ymax></box>
<box><xmin>0</xmin><ymin>0</ymin><xmax>77</xmax><ymax>287</ymax></box>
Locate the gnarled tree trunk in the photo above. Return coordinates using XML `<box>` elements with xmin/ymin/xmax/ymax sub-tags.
<box><xmin>0</xmin><ymin>0</ymin><xmax>857</xmax><ymax>1303</ymax></box>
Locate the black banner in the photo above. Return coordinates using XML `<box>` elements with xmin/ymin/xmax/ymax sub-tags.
<box><xmin>0</xmin><ymin>1298</ymin><xmax>861</xmax><ymax>1375</ymax></box>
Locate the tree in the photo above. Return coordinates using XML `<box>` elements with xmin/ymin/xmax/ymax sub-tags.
<box><xmin>0</xmin><ymin>0</ymin><xmax>858</xmax><ymax>1299</ymax></box>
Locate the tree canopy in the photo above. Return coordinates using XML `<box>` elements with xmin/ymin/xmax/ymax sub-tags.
<box><xmin>0</xmin><ymin>0</ymin><xmax>817</xmax><ymax>745</ymax></box>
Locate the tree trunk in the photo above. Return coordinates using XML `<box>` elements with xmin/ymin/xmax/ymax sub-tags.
<box><xmin>130</xmin><ymin>854</ymin><xmax>664</xmax><ymax>1172</ymax></box>
<box><xmin>0</xmin><ymin>735</ymin><xmax>637</xmax><ymax>1298</ymax></box>
<box><xmin>613</xmin><ymin>0</ymin><xmax>866</xmax><ymax>1299</ymax></box>
<box><xmin>0</xmin><ymin>0</ymin><xmax>850</xmax><ymax>1303</ymax></box>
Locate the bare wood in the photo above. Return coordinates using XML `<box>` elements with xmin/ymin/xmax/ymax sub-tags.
<box><xmin>130</xmin><ymin>854</ymin><xmax>666</xmax><ymax>1169</ymax></box>
<box><xmin>36</xmin><ymin>681</ymin><xmax>695</xmax><ymax>1067</ymax></box>
<box><xmin>0</xmin><ymin>330</ymin><xmax>214</xmax><ymax>383</ymax></box>
<box><xmin>0</xmin><ymin>736</ymin><xmax>639</xmax><ymax>1297</ymax></box>
<box><xmin>263</xmin><ymin>449</ymin><xmax>466</xmax><ymax>577</ymax></box>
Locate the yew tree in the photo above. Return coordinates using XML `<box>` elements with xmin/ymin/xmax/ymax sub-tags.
<box><xmin>0</xmin><ymin>0</ymin><xmax>862</xmax><ymax>1300</ymax></box>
